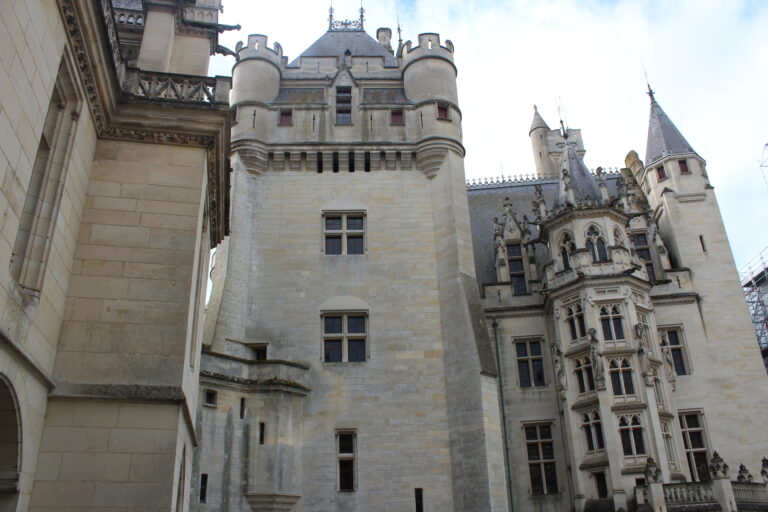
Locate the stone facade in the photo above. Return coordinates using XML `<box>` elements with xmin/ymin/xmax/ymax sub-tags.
<box><xmin>1</xmin><ymin>2</ymin><xmax>767</xmax><ymax>512</ymax></box>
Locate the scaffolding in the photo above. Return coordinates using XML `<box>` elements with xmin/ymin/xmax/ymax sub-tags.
<box><xmin>740</xmin><ymin>247</ymin><xmax>768</xmax><ymax>363</ymax></box>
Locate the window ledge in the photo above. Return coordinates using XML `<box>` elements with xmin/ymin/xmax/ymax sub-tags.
<box><xmin>436</xmin><ymin>117</ymin><xmax>451</xmax><ymax>122</ymax></box>
<box><xmin>278</xmin><ymin>123</ymin><xmax>293</xmax><ymax>126</ymax></box>
<box><xmin>324</xmin><ymin>361</ymin><xmax>367</xmax><ymax>366</ymax></box>
<box><xmin>203</xmin><ymin>403</ymin><xmax>217</xmax><ymax>409</ymax></box>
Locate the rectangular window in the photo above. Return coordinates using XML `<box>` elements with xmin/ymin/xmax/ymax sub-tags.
<box><xmin>582</xmin><ymin>410</ymin><xmax>604</xmax><ymax>453</ymax></box>
<box><xmin>656</xmin><ymin>165</ymin><xmax>667</xmax><ymax>180</ymax></box>
<box><xmin>661</xmin><ymin>328</ymin><xmax>689</xmax><ymax>375</ymax></box>
<box><xmin>336</xmin><ymin>86</ymin><xmax>352</xmax><ymax>124</ymax></box>
<box><xmin>364</xmin><ymin>151</ymin><xmax>371</xmax><ymax>172</ymax></box>
<box><xmin>279</xmin><ymin>109</ymin><xmax>293</xmax><ymax>125</ymax></box>
<box><xmin>259</xmin><ymin>422</ymin><xmax>266</xmax><ymax>445</ymax></box>
<box><xmin>599</xmin><ymin>305</ymin><xmax>625</xmax><ymax>342</ymax></box>
<box><xmin>437</xmin><ymin>102</ymin><xmax>449</xmax><ymax>120</ymax></box>
<box><xmin>662</xmin><ymin>420</ymin><xmax>676</xmax><ymax>467</ymax></box>
<box><xmin>240</xmin><ymin>398</ymin><xmax>246</xmax><ymax>419</ymax></box>
<box><xmin>680</xmin><ymin>412</ymin><xmax>710</xmax><ymax>482</ymax></box>
<box><xmin>323</xmin><ymin>313</ymin><xmax>367</xmax><ymax>363</ymax></box>
<box><xmin>204</xmin><ymin>389</ymin><xmax>217</xmax><ymax>406</ymax></box>
<box><xmin>415</xmin><ymin>488</ymin><xmax>423</xmax><ymax>512</ymax></box>
<box><xmin>594</xmin><ymin>472</ymin><xmax>608</xmax><ymax>499</ymax></box>
<box><xmin>678</xmin><ymin>159</ymin><xmax>690</xmax><ymax>174</ymax></box>
<box><xmin>566</xmin><ymin>303</ymin><xmax>587</xmax><ymax>341</ymax></box>
<box><xmin>199</xmin><ymin>473</ymin><xmax>208</xmax><ymax>503</ymax></box>
<box><xmin>516</xmin><ymin>340</ymin><xmax>544</xmax><ymax>388</ymax></box>
<box><xmin>324</xmin><ymin>213</ymin><xmax>365</xmax><ymax>255</ymax></box>
<box><xmin>507</xmin><ymin>243</ymin><xmax>527</xmax><ymax>295</ymax></box>
<box><xmin>254</xmin><ymin>345</ymin><xmax>268</xmax><ymax>361</ymax></box>
<box><xmin>631</xmin><ymin>233</ymin><xmax>656</xmax><ymax>282</ymax></box>
<box><xmin>338</xmin><ymin>431</ymin><xmax>356</xmax><ymax>492</ymax></box>
<box><xmin>391</xmin><ymin>109</ymin><xmax>404</xmax><ymax>125</ymax></box>
<box><xmin>525</xmin><ymin>424</ymin><xmax>558</xmax><ymax>495</ymax></box>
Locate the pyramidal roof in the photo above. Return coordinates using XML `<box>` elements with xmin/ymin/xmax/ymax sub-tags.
<box><xmin>529</xmin><ymin>105</ymin><xmax>549</xmax><ymax>134</ymax></box>
<box><xmin>289</xmin><ymin>29</ymin><xmax>397</xmax><ymax>68</ymax></box>
<box><xmin>645</xmin><ymin>92</ymin><xmax>696</xmax><ymax>166</ymax></box>
<box><xmin>554</xmin><ymin>144</ymin><xmax>602</xmax><ymax>208</ymax></box>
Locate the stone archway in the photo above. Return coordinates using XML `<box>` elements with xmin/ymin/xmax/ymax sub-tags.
<box><xmin>0</xmin><ymin>375</ymin><xmax>20</xmax><ymax>511</ymax></box>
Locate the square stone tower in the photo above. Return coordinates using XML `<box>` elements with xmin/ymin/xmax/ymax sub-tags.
<box><xmin>198</xmin><ymin>10</ymin><xmax>510</xmax><ymax>512</ymax></box>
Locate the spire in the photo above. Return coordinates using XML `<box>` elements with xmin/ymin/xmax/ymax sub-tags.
<box><xmin>645</xmin><ymin>91</ymin><xmax>696</xmax><ymax>166</ymax></box>
<box><xmin>554</xmin><ymin>144</ymin><xmax>602</xmax><ymax>208</ymax></box>
<box><xmin>529</xmin><ymin>105</ymin><xmax>549</xmax><ymax>135</ymax></box>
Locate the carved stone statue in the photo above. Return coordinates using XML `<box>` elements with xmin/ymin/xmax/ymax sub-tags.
<box><xmin>660</xmin><ymin>333</ymin><xmax>677</xmax><ymax>390</ymax></box>
<box><xmin>644</xmin><ymin>457</ymin><xmax>662</xmax><ymax>483</ymax></box>
<box><xmin>588</xmin><ymin>330</ymin><xmax>605</xmax><ymax>388</ymax></box>
<box><xmin>493</xmin><ymin>217</ymin><xmax>504</xmax><ymax>240</ymax></box>
<box><xmin>534</xmin><ymin>184</ymin><xmax>543</xmax><ymax>200</ymax></box>
<box><xmin>551</xmin><ymin>343</ymin><xmax>567</xmax><ymax>393</ymax></box>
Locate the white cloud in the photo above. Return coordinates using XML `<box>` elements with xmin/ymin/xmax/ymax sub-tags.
<box><xmin>210</xmin><ymin>0</ymin><xmax>768</xmax><ymax>268</ymax></box>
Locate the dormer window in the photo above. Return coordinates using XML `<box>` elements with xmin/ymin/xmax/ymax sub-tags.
<box><xmin>678</xmin><ymin>159</ymin><xmax>690</xmax><ymax>174</ymax></box>
<box><xmin>631</xmin><ymin>233</ymin><xmax>656</xmax><ymax>281</ymax></box>
<box><xmin>507</xmin><ymin>243</ymin><xmax>527</xmax><ymax>295</ymax></box>
<box><xmin>336</xmin><ymin>86</ymin><xmax>352</xmax><ymax>125</ymax></box>
<box><xmin>656</xmin><ymin>165</ymin><xmax>667</xmax><ymax>181</ymax></box>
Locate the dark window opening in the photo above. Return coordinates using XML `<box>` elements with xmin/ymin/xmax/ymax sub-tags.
<box><xmin>665</xmin><ymin>329</ymin><xmax>688</xmax><ymax>375</ymax></box>
<box><xmin>204</xmin><ymin>389</ymin><xmax>217</xmax><ymax>406</ymax></box>
<box><xmin>259</xmin><ymin>422</ymin><xmax>266</xmax><ymax>445</ymax></box>
<box><xmin>199</xmin><ymin>474</ymin><xmax>208</xmax><ymax>503</ymax></box>
<box><xmin>437</xmin><ymin>103</ymin><xmax>449</xmax><ymax>120</ymax></box>
<box><xmin>333</xmin><ymin>152</ymin><xmax>339</xmax><ymax>172</ymax></box>
<box><xmin>279</xmin><ymin>109</ymin><xmax>292</xmax><ymax>125</ymax></box>
<box><xmin>338</xmin><ymin>432</ymin><xmax>356</xmax><ymax>492</ymax></box>
<box><xmin>594</xmin><ymin>472</ymin><xmax>608</xmax><ymax>499</ymax></box>
<box><xmin>391</xmin><ymin>109</ymin><xmax>404</xmax><ymax>125</ymax></box>
<box><xmin>516</xmin><ymin>340</ymin><xmax>545</xmax><ymax>387</ymax></box>
<box><xmin>679</xmin><ymin>159</ymin><xmax>690</xmax><ymax>173</ymax></box>
<box><xmin>317</xmin><ymin>151</ymin><xmax>324</xmax><ymax>173</ymax></box>
<box><xmin>507</xmin><ymin>243</ymin><xmax>527</xmax><ymax>295</ymax></box>
<box><xmin>364</xmin><ymin>151</ymin><xmax>371</xmax><ymax>172</ymax></box>
<box><xmin>239</xmin><ymin>398</ymin><xmax>245</xmax><ymax>419</ymax></box>
<box><xmin>699</xmin><ymin>235</ymin><xmax>706</xmax><ymax>253</ymax></box>
<box><xmin>415</xmin><ymin>488</ymin><xmax>424</xmax><ymax>512</ymax></box>
<box><xmin>657</xmin><ymin>165</ymin><xmax>667</xmax><ymax>180</ymax></box>
<box><xmin>348</xmin><ymin>151</ymin><xmax>355</xmax><ymax>172</ymax></box>
<box><xmin>526</xmin><ymin>424</ymin><xmax>558</xmax><ymax>495</ymax></box>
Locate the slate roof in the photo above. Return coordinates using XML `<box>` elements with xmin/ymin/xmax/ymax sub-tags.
<box><xmin>467</xmin><ymin>175</ymin><xmax>622</xmax><ymax>288</ymax></box>
<box><xmin>112</xmin><ymin>0</ymin><xmax>142</xmax><ymax>10</ymax></box>
<box><xmin>554</xmin><ymin>146</ymin><xmax>602</xmax><ymax>208</ymax></box>
<box><xmin>361</xmin><ymin>88</ymin><xmax>411</xmax><ymax>105</ymax></box>
<box><xmin>645</xmin><ymin>99</ymin><xmax>696</xmax><ymax>166</ymax></box>
<box><xmin>289</xmin><ymin>30</ymin><xmax>398</xmax><ymax>67</ymax></box>
<box><xmin>529</xmin><ymin>106</ymin><xmax>549</xmax><ymax>134</ymax></box>
<box><xmin>273</xmin><ymin>88</ymin><xmax>326</xmax><ymax>105</ymax></box>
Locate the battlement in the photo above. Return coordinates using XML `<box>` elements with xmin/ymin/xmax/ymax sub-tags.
<box><xmin>235</xmin><ymin>34</ymin><xmax>285</xmax><ymax>70</ymax></box>
<box><xmin>401</xmin><ymin>33</ymin><xmax>455</xmax><ymax>69</ymax></box>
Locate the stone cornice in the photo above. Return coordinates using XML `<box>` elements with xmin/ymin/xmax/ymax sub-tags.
<box><xmin>58</xmin><ymin>0</ymin><xmax>231</xmax><ymax>247</ymax></box>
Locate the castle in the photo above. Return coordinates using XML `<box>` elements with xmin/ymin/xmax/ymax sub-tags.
<box><xmin>0</xmin><ymin>1</ymin><xmax>766</xmax><ymax>511</ymax></box>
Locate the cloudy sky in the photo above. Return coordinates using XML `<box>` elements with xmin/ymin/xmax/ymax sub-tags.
<box><xmin>209</xmin><ymin>0</ymin><xmax>768</xmax><ymax>271</ymax></box>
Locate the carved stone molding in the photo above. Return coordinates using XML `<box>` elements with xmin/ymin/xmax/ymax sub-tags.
<box><xmin>416</xmin><ymin>145</ymin><xmax>448</xmax><ymax>178</ymax></box>
<box><xmin>244</xmin><ymin>494</ymin><xmax>301</xmax><ymax>512</ymax></box>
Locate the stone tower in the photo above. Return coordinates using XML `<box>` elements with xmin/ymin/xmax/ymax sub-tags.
<box><xmin>198</xmin><ymin>10</ymin><xmax>510</xmax><ymax>512</ymax></box>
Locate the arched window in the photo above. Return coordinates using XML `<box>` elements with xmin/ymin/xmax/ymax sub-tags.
<box><xmin>586</xmin><ymin>226</ymin><xmax>608</xmax><ymax>262</ymax></box>
<box><xmin>582</xmin><ymin>410</ymin><xmax>604</xmax><ymax>453</ymax></box>
<box><xmin>609</xmin><ymin>359</ymin><xmax>635</xmax><ymax>397</ymax></box>
<box><xmin>618</xmin><ymin>415</ymin><xmax>646</xmax><ymax>456</ymax></box>
<box><xmin>574</xmin><ymin>356</ymin><xmax>595</xmax><ymax>393</ymax></box>
<box><xmin>599</xmin><ymin>305</ymin><xmax>625</xmax><ymax>341</ymax></box>
<box><xmin>0</xmin><ymin>375</ymin><xmax>20</xmax><ymax>511</ymax></box>
<box><xmin>559</xmin><ymin>233</ymin><xmax>576</xmax><ymax>270</ymax></box>
<box><xmin>566</xmin><ymin>304</ymin><xmax>587</xmax><ymax>341</ymax></box>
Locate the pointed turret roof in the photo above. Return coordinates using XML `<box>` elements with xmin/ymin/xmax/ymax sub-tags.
<box><xmin>554</xmin><ymin>143</ymin><xmax>602</xmax><ymax>208</ymax></box>
<box><xmin>529</xmin><ymin>105</ymin><xmax>549</xmax><ymax>135</ymax></box>
<box><xmin>645</xmin><ymin>90</ymin><xmax>696</xmax><ymax>166</ymax></box>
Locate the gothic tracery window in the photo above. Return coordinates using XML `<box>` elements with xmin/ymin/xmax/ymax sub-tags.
<box><xmin>566</xmin><ymin>304</ymin><xmax>587</xmax><ymax>341</ymax></box>
<box><xmin>582</xmin><ymin>410</ymin><xmax>605</xmax><ymax>453</ymax></box>
<box><xmin>618</xmin><ymin>415</ymin><xmax>646</xmax><ymax>456</ymax></box>
<box><xmin>609</xmin><ymin>359</ymin><xmax>636</xmax><ymax>397</ymax></box>
<box><xmin>585</xmin><ymin>226</ymin><xmax>608</xmax><ymax>262</ymax></box>
<box><xmin>559</xmin><ymin>232</ymin><xmax>576</xmax><ymax>270</ymax></box>
<box><xmin>599</xmin><ymin>305</ymin><xmax>625</xmax><ymax>342</ymax></box>
<box><xmin>574</xmin><ymin>356</ymin><xmax>596</xmax><ymax>393</ymax></box>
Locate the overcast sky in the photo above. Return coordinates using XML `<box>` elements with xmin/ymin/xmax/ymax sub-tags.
<box><xmin>209</xmin><ymin>0</ymin><xmax>768</xmax><ymax>271</ymax></box>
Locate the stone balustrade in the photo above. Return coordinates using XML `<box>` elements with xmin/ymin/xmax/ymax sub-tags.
<box><xmin>662</xmin><ymin>482</ymin><xmax>717</xmax><ymax>505</ymax></box>
<box><xmin>124</xmin><ymin>70</ymin><xmax>231</xmax><ymax>105</ymax></box>
<box><xmin>732</xmin><ymin>481</ymin><xmax>768</xmax><ymax>506</ymax></box>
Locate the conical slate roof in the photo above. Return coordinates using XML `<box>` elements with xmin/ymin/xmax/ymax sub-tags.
<box><xmin>554</xmin><ymin>144</ymin><xmax>602</xmax><ymax>208</ymax></box>
<box><xmin>529</xmin><ymin>105</ymin><xmax>549</xmax><ymax>135</ymax></box>
<box><xmin>289</xmin><ymin>30</ymin><xmax>397</xmax><ymax>67</ymax></box>
<box><xmin>645</xmin><ymin>96</ymin><xmax>696</xmax><ymax>166</ymax></box>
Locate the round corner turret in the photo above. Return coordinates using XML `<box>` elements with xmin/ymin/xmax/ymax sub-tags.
<box><xmin>402</xmin><ymin>32</ymin><xmax>458</xmax><ymax>106</ymax></box>
<box><xmin>231</xmin><ymin>34</ymin><xmax>282</xmax><ymax>105</ymax></box>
